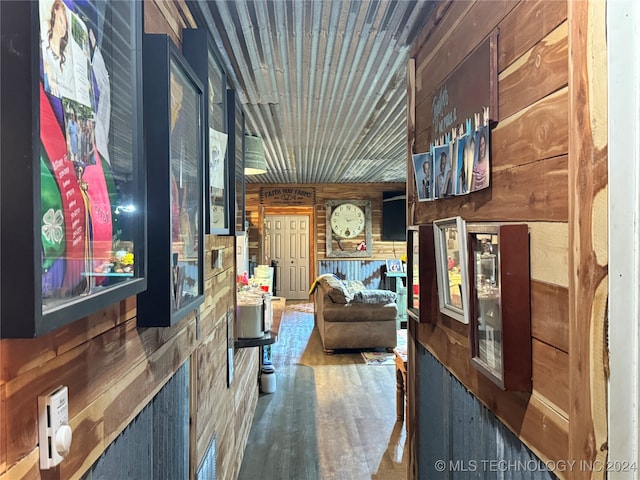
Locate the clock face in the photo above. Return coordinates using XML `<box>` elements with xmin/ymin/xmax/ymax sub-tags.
<box><xmin>330</xmin><ymin>203</ymin><xmax>365</xmax><ymax>239</ymax></box>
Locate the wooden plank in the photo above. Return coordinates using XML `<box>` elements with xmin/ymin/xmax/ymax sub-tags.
<box><xmin>0</xmin><ymin>383</ymin><xmax>5</xmax><ymax>475</ymax></box>
<box><xmin>532</xmin><ymin>338</ymin><xmax>569</xmax><ymax>416</ymax></box>
<box><xmin>146</xmin><ymin>0</ymin><xmax>184</xmax><ymax>45</ymax></box>
<box><xmin>567</xmin><ymin>1</ymin><xmax>609</xmax><ymax>478</ymax></box>
<box><xmin>497</xmin><ymin>0</ymin><xmax>567</xmax><ymax>71</ymax></box>
<box><xmin>499</xmin><ymin>22</ymin><xmax>568</xmax><ymax>120</ymax></box>
<box><xmin>1</xmin><ymin>297</ymin><xmax>135</xmax><ymax>382</ymax></box>
<box><xmin>492</xmin><ymin>87</ymin><xmax>568</xmax><ymax>169</ymax></box>
<box><xmin>531</xmin><ymin>280</ymin><xmax>569</xmax><ymax>353</ymax></box>
<box><xmin>0</xmin><ymin>449</ymin><xmax>38</xmax><ymax>480</ymax></box>
<box><xmin>529</xmin><ymin>222</ymin><xmax>569</xmax><ymax>288</ymax></box>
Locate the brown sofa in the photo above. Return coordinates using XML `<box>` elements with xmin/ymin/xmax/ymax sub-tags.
<box><xmin>311</xmin><ymin>274</ymin><xmax>398</xmax><ymax>353</ymax></box>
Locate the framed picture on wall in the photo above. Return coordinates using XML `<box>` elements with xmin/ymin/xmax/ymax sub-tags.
<box><xmin>226</xmin><ymin>89</ymin><xmax>246</xmax><ymax>236</ymax></box>
<box><xmin>412</xmin><ymin>152</ymin><xmax>433</xmax><ymax>201</ymax></box>
<box><xmin>469</xmin><ymin>124</ymin><xmax>490</xmax><ymax>193</ymax></box>
<box><xmin>407</xmin><ymin>224</ymin><xmax>438</xmax><ymax>324</ymax></box>
<box><xmin>1</xmin><ymin>1</ymin><xmax>147</xmax><ymax>337</ymax></box>
<box><xmin>138</xmin><ymin>34</ymin><xmax>205</xmax><ymax>327</ymax></box>
<box><xmin>467</xmin><ymin>223</ymin><xmax>531</xmax><ymax>391</ymax></box>
<box><xmin>183</xmin><ymin>29</ymin><xmax>232</xmax><ymax>235</ymax></box>
<box><xmin>386</xmin><ymin>259</ymin><xmax>403</xmax><ymax>273</ymax></box>
<box><xmin>433</xmin><ymin>216</ymin><xmax>470</xmax><ymax>324</ymax></box>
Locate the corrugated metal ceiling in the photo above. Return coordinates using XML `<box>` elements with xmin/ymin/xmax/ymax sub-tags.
<box><xmin>197</xmin><ymin>0</ymin><xmax>437</xmax><ymax>184</ymax></box>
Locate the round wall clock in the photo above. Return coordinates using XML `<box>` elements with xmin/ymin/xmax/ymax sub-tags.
<box><xmin>325</xmin><ymin>199</ymin><xmax>373</xmax><ymax>258</ymax></box>
<box><xmin>330</xmin><ymin>202</ymin><xmax>365</xmax><ymax>239</ymax></box>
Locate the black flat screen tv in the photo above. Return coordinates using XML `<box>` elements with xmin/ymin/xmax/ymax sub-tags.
<box><xmin>382</xmin><ymin>190</ymin><xmax>406</xmax><ymax>241</ymax></box>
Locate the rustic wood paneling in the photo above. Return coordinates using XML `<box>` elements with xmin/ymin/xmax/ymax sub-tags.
<box><xmin>409</xmin><ymin>0</ymin><xmax>571</xmax><ymax>475</ymax></box>
<box><xmin>497</xmin><ymin>0</ymin><xmax>567</xmax><ymax>71</ymax></box>
<box><xmin>499</xmin><ymin>22</ymin><xmax>568</xmax><ymax>120</ymax></box>
<box><xmin>493</xmin><ymin>88</ymin><xmax>568</xmax><ymax>168</ymax></box>
<box><xmin>567</xmin><ymin>1</ymin><xmax>608</xmax><ymax>478</ymax></box>
<box><xmin>0</xmin><ymin>383</ymin><xmax>5</xmax><ymax>475</ymax></box>
<box><xmin>531</xmin><ymin>281</ymin><xmax>569</xmax><ymax>353</ymax></box>
<box><xmin>532</xmin><ymin>339</ymin><xmax>569</xmax><ymax>416</ymax></box>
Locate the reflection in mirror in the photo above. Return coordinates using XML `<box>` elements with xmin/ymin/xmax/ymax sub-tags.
<box><xmin>444</xmin><ymin>225</ymin><xmax>462</xmax><ymax>308</ymax></box>
<box><xmin>433</xmin><ymin>216</ymin><xmax>469</xmax><ymax>324</ymax></box>
<box><xmin>472</xmin><ymin>232</ymin><xmax>502</xmax><ymax>373</ymax></box>
<box><xmin>411</xmin><ymin>229</ymin><xmax>420</xmax><ymax>309</ymax></box>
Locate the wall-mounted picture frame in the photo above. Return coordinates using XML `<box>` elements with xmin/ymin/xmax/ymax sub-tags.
<box><xmin>137</xmin><ymin>34</ymin><xmax>205</xmax><ymax>327</ymax></box>
<box><xmin>226</xmin><ymin>89</ymin><xmax>246</xmax><ymax>236</ymax></box>
<box><xmin>433</xmin><ymin>144</ymin><xmax>454</xmax><ymax>198</ymax></box>
<box><xmin>386</xmin><ymin>258</ymin><xmax>403</xmax><ymax>273</ymax></box>
<box><xmin>183</xmin><ymin>28</ymin><xmax>231</xmax><ymax>235</ymax></box>
<box><xmin>433</xmin><ymin>216</ymin><xmax>470</xmax><ymax>324</ymax></box>
<box><xmin>1</xmin><ymin>1</ymin><xmax>146</xmax><ymax>337</ymax></box>
<box><xmin>407</xmin><ymin>224</ymin><xmax>438</xmax><ymax>324</ymax></box>
<box><xmin>412</xmin><ymin>152</ymin><xmax>433</xmax><ymax>202</ymax></box>
<box><xmin>467</xmin><ymin>223</ymin><xmax>531</xmax><ymax>391</ymax></box>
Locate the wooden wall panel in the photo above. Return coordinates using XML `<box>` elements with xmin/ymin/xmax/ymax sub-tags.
<box><xmin>0</xmin><ymin>383</ymin><xmax>5</xmax><ymax>475</ymax></box>
<box><xmin>529</xmin><ymin>222</ymin><xmax>569</xmax><ymax>287</ymax></box>
<box><xmin>498</xmin><ymin>23</ymin><xmax>568</xmax><ymax>120</ymax></box>
<box><xmin>567</xmin><ymin>1</ymin><xmax>608</xmax><ymax>477</ymax></box>
<box><xmin>497</xmin><ymin>0</ymin><xmax>567</xmax><ymax>71</ymax></box>
<box><xmin>531</xmin><ymin>281</ymin><xmax>569</xmax><ymax>353</ymax></box>
<box><xmin>532</xmin><ymin>339</ymin><xmax>569</xmax><ymax>416</ymax></box>
<box><xmin>492</xmin><ymin>89</ymin><xmax>568</xmax><ymax>168</ymax></box>
<box><xmin>409</xmin><ymin>0</ymin><xmax>572</xmax><ymax>475</ymax></box>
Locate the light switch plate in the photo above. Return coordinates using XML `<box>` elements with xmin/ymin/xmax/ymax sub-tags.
<box><xmin>38</xmin><ymin>385</ymin><xmax>72</xmax><ymax>469</ymax></box>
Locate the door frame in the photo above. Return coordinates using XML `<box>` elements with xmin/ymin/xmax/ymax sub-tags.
<box><xmin>608</xmin><ymin>0</ymin><xmax>640</xmax><ymax>471</ymax></box>
<box><xmin>261</xmin><ymin>206</ymin><xmax>316</xmax><ymax>290</ymax></box>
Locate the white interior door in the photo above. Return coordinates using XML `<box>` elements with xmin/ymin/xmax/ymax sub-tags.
<box><xmin>265</xmin><ymin>215</ymin><xmax>310</xmax><ymax>300</ymax></box>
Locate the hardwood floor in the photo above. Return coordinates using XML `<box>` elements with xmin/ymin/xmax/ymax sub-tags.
<box><xmin>238</xmin><ymin>302</ymin><xmax>408</xmax><ymax>480</ymax></box>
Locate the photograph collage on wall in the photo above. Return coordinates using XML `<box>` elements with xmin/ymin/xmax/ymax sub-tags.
<box><xmin>412</xmin><ymin>116</ymin><xmax>491</xmax><ymax>202</ymax></box>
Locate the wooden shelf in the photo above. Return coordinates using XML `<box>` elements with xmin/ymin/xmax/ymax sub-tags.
<box><xmin>235</xmin><ymin>331</ymin><xmax>277</xmax><ymax>349</ymax></box>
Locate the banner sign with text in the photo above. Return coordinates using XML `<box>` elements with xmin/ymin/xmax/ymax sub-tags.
<box><xmin>429</xmin><ymin>31</ymin><xmax>498</xmax><ymax>140</ymax></box>
<box><xmin>260</xmin><ymin>187</ymin><xmax>316</xmax><ymax>205</ymax></box>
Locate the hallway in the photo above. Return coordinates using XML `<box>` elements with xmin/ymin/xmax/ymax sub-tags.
<box><xmin>238</xmin><ymin>302</ymin><xmax>407</xmax><ymax>480</ymax></box>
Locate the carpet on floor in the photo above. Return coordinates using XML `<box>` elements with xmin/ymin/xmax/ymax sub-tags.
<box><xmin>361</xmin><ymin>328</ymin><xmax>407</xmax><ymax>365</ymax></box>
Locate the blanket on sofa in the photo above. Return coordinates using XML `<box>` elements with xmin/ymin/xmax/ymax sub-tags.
<box><xmin>309</xmin><ymin>273</ymin><xmax>396</xmax><ymax>305</ymax></box>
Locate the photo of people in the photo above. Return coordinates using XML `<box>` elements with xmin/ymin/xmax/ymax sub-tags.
<box><xmin>412</xmin><ymin>152</ymin><xmax>433</xmax><ymax>202</ymax></box>
<box><xmin>454</xmin><ymin>134</ymin><xmax>469</xmax><ymax>195</ymax></box>
<box><xmin>433</xmin><ymin>144</ymin><xmax>453</xmax><ymax>198</ymax></box>
<box><xmin>470</xmin><ymin>125</ymin><xmax>490</xmax><ymax>192</ymax></box>
<box><xmin>40</xmin><ymin>0</ymin><xmax>93</xmax><ymax>107</ymax></box>
<box><xmin>464</xmin><ymin>134</ymin><xmax>476</xmax><ymax>193</ymax></box>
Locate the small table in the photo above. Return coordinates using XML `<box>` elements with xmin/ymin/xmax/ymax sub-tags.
<box><xmin>393</xmin><ymin>347</ymin><xmax>408</xmax><ymax>427</ymax></box>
